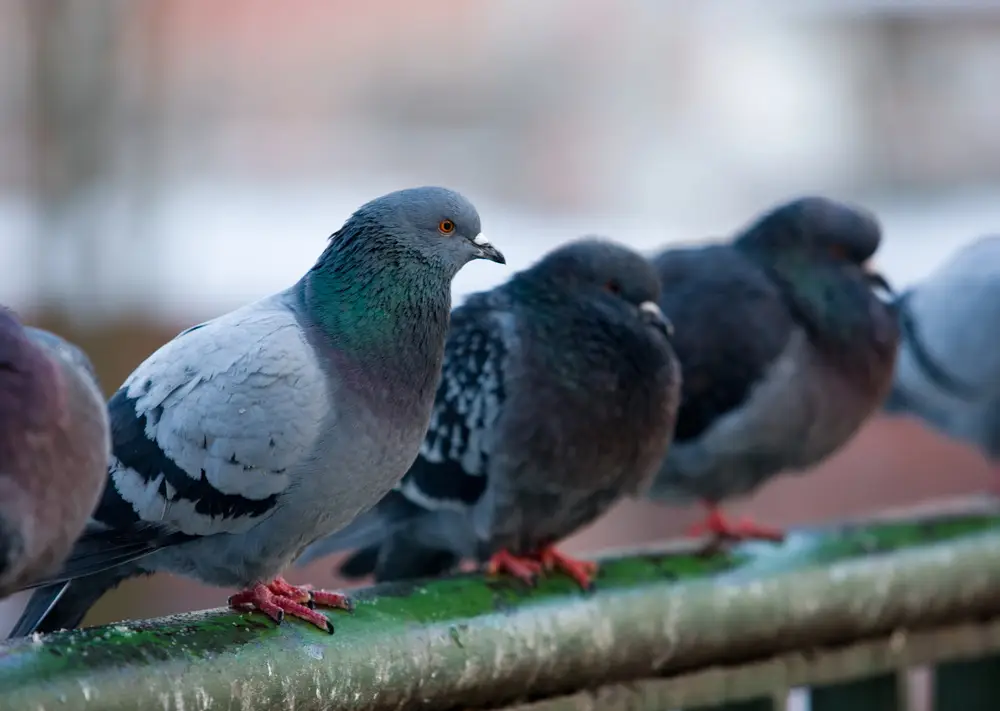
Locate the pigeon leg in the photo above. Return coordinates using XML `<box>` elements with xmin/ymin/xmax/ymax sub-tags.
<box><xmin>687</xmin><ymin>503</ymin><xmax>785</xmax><ymax>543</ymax></box>
<box><xmin>537</xmin><ymin>545</ymin><xmax>598</xmax><ymax>590</ymax></box>
<box><xmin>228</xmin><ymin>576</ymin><xmax>351</xmax><ymax>633</ymax></box>
<box><xmin>485</xmin><ymin>549</ymin><xmax>544</xmax><ymax>585</ymax></box>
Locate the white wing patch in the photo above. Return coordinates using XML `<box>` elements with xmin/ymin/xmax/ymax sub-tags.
<box><xmin>111</xmin><ymin>294</ymin><xmax>330</xmax><ymax>536</ymax></box>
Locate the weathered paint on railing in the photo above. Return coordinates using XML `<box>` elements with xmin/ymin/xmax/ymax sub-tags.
<box><xmin>1</xmin><ymin>498</ymin><xmax>1000</xmax><ymax>711</ymax></box>
<box><xmin>509</xmin><ymin>616</ymin><xmax>1000</xmax><ymax>710</ymax></box>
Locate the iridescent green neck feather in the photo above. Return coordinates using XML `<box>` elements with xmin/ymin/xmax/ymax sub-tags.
<box><xmin>300</xmin><ymin>228</ymin><xmax>452</xmax><ymax>400</ymax></box>
<box><xmin>739</xmin><ymin>244</ymin><xmax>899</xmax><ymax>385</ymax></box>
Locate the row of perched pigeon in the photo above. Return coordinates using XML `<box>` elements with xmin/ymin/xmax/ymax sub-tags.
<box><xmin>0</xmin><ymin>186</ymin><xmax>994</xmax><ymax>639</ymax></box>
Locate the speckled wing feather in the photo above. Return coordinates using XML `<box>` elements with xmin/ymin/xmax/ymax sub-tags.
<box><xmin>396</xmin><ymin>294</ymin><xmax>509</xmax><ymax>513</ymax></box>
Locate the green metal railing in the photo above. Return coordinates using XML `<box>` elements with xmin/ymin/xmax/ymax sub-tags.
<box><xmin>2</xmin><ymin>497</ymin><xmax>1000</xmax><ymax>711</ymax></box>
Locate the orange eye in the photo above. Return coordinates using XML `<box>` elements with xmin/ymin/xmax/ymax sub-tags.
<box><xmin>829</xmin><ymin>244</ymin><xmax>847</xmax><ymax>260</ymax></box>
<box><xmin>605</xmin><ymin>281</ymin><xmax>621</xmax><ymax>295</ymax></box>
<box><xmin>438</xmin><ymin>219</ymin><xmax>456</xmax><ymax>235</ymax></box>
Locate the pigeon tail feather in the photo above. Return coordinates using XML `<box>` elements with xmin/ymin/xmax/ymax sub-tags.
<box><xmin>8</xmin><ymin>568</ymin><xmax>134</xmax><ymax>638</ymax></box>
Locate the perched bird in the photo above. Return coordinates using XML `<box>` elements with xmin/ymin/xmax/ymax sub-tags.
<box><xmin>9</xmin><ymin>186</ymin><xmax>505</xmax><ymax>637</ymax></box>
<box><xmin>646</xmin><ymin>196</ymin><xmax>899</xmax><ymax>542</ymax></box>
<box><xmin>883</xmin><ymin>236</ymin><xmax>1000</xmax><ymax>463</ymax></box>
<box><xmin>297</xmin><ymin>239</ymin><xmax>681</xmax><ymax>590</ymax></box>
<box><xmin>0</xmin><ymin>309</ymin><xmax>110</xmax><ymax>598</ymax></box>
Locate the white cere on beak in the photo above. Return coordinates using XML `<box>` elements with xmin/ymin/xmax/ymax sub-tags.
<box><xmin>640</xmin><ymin>300</ymin><xmax>674</xmax><ymax>336</ymax></box>
<box><xmin>863</xmin><ymin>263</ymin><xmax>895</xmax><ymax>304</ymax></box>
<box><xmin>640</xmin><ymin>301</ymin><xmax>665</xmax><ymax>319</ymax></box>
<box><xmin>473</xmin><ymin>233</ymin><xmax>490</xmax><ymax>246</ymax></box>
<box><xmin>870</xmin><ymin>281</ymin><xmax>894</xmax><ymax>305</ymax></box>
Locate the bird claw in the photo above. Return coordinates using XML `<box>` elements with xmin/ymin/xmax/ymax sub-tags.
<box><xmin>538</xmin><ymin>546</ymin><xmax>598</xmax><ymax>591</ymax></box>
<box><xmin>486</xmin><ymin>548</ymin><xmax>598</xmax><ymax>591</ymax></box>
<box><xmin>228</xmin><ymin>576</ymin><xmax>350</xmax><ymax>633</ymax></box>
<box><xmin>267</xmin><ymin>576</ymin><xmax>312</xmax><ymax>604</ymax></box>
<box><xmin>486</xmin><ymin>550</ymin><xmax>543</xmax><ymax>585</ymax></box>
<box><xmin>688</xmin><ymin>507</ymin><xmax>785</xmax><ymax>543</ymax></box>
<box><xmin>310</xmin><ymin>589</ymin><xmax>353</xmax><ymax>612</ymax></box>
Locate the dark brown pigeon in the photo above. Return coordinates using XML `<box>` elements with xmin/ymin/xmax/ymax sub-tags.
<box><xmin>646</xmin><ymin>197</ymin><xmax>900</xmax><ymax>542</ymax></box>
<box><xmin>0</xmin><ymin>308</ymin><xmax>110</xmax><ymax>598</ymax></box>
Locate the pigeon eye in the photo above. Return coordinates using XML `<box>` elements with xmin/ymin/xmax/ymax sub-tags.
<box><xmin>438</xmin><ymin>219</ymin><xmax>456</xmax><ymax>235</ymax></box>
<box><xmin>604</xmin><ymin>281</ymin><xmax>621</xmax><ymax>295</ymax></box>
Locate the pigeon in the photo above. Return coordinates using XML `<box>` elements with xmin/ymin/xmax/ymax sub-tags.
<box><xmin>645</xmin><ymin>196</ymin><xmax>900</xmax><ymax>542</ymax></box>
<box><xmin>0</xmin><ymin>309</ymin><xmax>110</xmax><ymax>599</ymax></box>
<box><xmin>8</xmin><ymin>186</ymin><xmax>505</xmax><ymax>637</ymax></box>
<box><xmin>883</xmin><ymin>235</ymin><xmax>1000</xmax><ymax>463</ymax></box>
<box><xmin>296</xmin><ymin>238</ymin><xmax>681</xmax><ymax>590</ymax></box>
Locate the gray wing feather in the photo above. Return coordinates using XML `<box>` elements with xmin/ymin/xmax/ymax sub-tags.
<box><xmin>109</xmin><ymin>295</ymin><xmax>331</xmax><ymax>536</ymax></box>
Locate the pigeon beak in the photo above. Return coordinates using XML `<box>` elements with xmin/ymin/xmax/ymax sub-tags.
<box><xmin>639</xmin><ymin>300</ymin><xmax>673</xmax><ymax>338</ymax></box>
<box><xmin>470</xmin><ymin>233</ymin><xmax>506</xmax><ymax>264</ymax></box>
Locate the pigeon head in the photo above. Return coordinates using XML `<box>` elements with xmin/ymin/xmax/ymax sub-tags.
<box><xmin>735</xmin><ymin>197</ymin><xmax>880</xmax><ymax>262</ymax></box>
<box><xmin>0</xmin><ymin>309</ymin><xmax>59</xmax><ymax>431</ymax></box>
<box><xmin>332</xmin><ymin>186</ymin><xmax>504</xmax><ymax>277</ymax></box>
<box><xmin>23</xmin><ymin>327</ymin><xmax>102</xmax><ymax>392</ymax></box>
<box><xmin>0</xmin><ymin>309</ymin><xmax>37</xmax><ymax>383</ymax></box>
<box><xmin>516</xmin><ymin>238</ymin><xmax>673</xmax><ymax>337</ymax></box>
<box><xmin>734</xmin><ymin>196</ymin><xmax>894</xmax><ymax>300</ymax></box>
<box><xmin>304</xmin><ymin>187</ymin><xmax>505</xmax><ymax>370</ymax></box>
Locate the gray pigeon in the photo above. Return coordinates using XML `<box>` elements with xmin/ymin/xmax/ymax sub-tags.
<box><xmin>0</xmin><ymin>309</ymin><xmax>110</xmax><ymax>598</ymax></box>
<box><xmin>646</xmin><ymin>196</ymin><xmax>900</xmax><ymax>541</ymax></box>
<box><xmin>297</xmin><ymin>239</ymin><xmax>680</xmax><ymax>590</ymax></box>
<box><xmin>9</xmin><ymin>186</ymin><xmax>505</xmax><ymax>637</ymax></box>
<box><xmin>883</xmin><ymin>236</ymin><xmax>1000</xmax><ymax>463</ymax></box>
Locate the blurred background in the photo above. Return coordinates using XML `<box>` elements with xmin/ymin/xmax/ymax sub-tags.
<box><xmin>1</xmin><ymin>0</ymin><xmax>999</xmax><ymax>642</ymax></box>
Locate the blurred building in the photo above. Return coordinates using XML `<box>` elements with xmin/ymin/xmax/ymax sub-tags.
<box><xmin>3</xmin><ymin>1</ymin><xmax>1000</xmax><ymax>319</ymax></box>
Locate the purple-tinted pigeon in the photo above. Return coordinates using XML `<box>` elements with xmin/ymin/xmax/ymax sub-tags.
<box><xmin>0</xmin><ymin>309</ymin><xmax>110</xmax><ymax>598</ymax></box>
